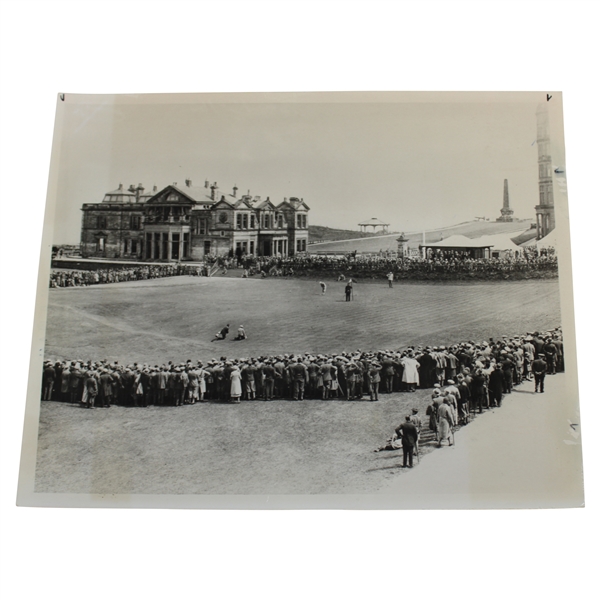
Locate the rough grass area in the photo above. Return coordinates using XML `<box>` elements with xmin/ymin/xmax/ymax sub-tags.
<box><xmin>44</xmin><ymin>276</ymin><xmax>561</xmax><ymax>366</ymax></box>
<box><xmin>37</xmin><ymin>389</ymin><xmax>472</xmax><ymax>495</ymax></box>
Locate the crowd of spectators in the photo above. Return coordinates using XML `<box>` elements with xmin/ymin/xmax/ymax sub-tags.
<box><xmin>234</xmin><ymin>247</ymin><xmax>558</xmax><ymax>281</ymax></box>
<box><xmin>50</xmin><ymin>246</ymin><xmax>557</xmax><ymax>287</ymax></box>
<box><xmin>41</xmin><ymin>329</ymin><xmax>562</xmax><ymax>413</ymax></box>
<box><xmin>49</xmin><ymin>263</ymin><xmax>209</xmax><ymax>287</ymax></box>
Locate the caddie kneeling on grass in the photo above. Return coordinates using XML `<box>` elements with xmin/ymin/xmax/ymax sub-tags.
<box><xmin>211</xmin><ymin>324</ymin><xmax>230</xmax><ymax>342</ymax></box>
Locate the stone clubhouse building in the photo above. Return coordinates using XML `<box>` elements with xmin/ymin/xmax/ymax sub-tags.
<box><xmin>80</xmin><ymin>180</ymin><xmax>310</xmax><ymax>261</ymax></box>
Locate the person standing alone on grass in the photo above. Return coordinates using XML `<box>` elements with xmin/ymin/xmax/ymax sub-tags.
<box><xmin>345</xmin><ymin>282</ymin><xmax>352</xmax><ymax>301</ymax></box>
<box><xmin>387</xmin><ymin>271</ymin><xmax>394</xmax><ymax>288</ymax></box>
<box><xmin>532</xmin><ymin>355</ymin><xmax>547</xmax><ymax>393</ymax></box>
<box><xmin>396</xmin><ymin>416</ymin><xmax>418</xmax><ymax>468</ymax></box>
<box><xmin>320</xmin><ymin>281</ymin><xmax>327</xmax><ymax>295</ymax></box>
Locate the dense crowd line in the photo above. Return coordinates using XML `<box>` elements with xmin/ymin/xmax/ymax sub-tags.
<box><xmin>238</xmin><ymin>247</ymin><xmax>558</xmax><ymax>280</ymax></box>
<box><xmin>41</xmin><ymin>329</ymin><xmax>562</xmax><ymax>421</ymax></box>
<box><xmin>49</xmin><ymin>263</ymin><xmax>209</xmax><ymax>287</ymax></box>
<box><xmin>50</xmin><ymin>246</ymin><xmax>557</xmax><ymax>288</ymax></box>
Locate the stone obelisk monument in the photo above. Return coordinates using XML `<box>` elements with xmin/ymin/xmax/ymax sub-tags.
<box><xmin>496</xmin><ymin>179</ymin><xmax>514</xmax><ymax>222</ymax></box>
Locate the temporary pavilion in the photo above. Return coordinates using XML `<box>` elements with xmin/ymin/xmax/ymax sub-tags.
<box><xmin>522</xmin><ymin>228</ymin><xmax>558</xmax><ymax>250</ymax></box>
<box><xmin>478</xmin><ymin>233</ymin><xmax>523</xmax><ymax>258</ymax></box>
<box><xmin>421</xmin><ymin>235</ymin><xmax>493</xmax><ymax>259</ymax></box>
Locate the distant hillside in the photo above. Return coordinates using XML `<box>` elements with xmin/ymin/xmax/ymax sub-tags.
<box><xmin>308</xmin><ymin>225</ymin><xmax>393</xmax><ymax>243</ymax></box>
<box><xmin>309</xmin><ymin>219</ymin><xmax>534</xmax><ymax>253</ymax></box>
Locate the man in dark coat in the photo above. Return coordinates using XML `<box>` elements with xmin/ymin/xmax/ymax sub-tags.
<box><xmin>553</xmin><ymin>336</ymin><xmax>564</xmax><ymax>372</ymax></box>
<box><xmin>532</xmin><ymin>332</ymin><xmax>545</xmax><ymax>358</ymax></box>
<box><xmin>471</xmin><ymin>368</ymin><xmax>487</xmax><ymax>413</ymax></box>
<box><xmin>418</xmin><ymin>350</ymin><xmax>436</xmax><ymax>389</ymax></box>
<box><xmin>381</xmin><ymin>355</ymin><xmax>395</xmax><ymax>394</ymax></box>
<box><xmin>501</xmin><ymin>353</ymin><xmax>516</xmax><ymax>394</ymax></box>
<box><xmin>211</xmin><ymin>324</ymin><xmax>230</xmax><ymax>342</ymax></box>
<box><xmin>396</xmin><ymin>416</ymin><xmax>419</xmax><ymax>468</ymax></box>
<box><xmin>99</xmin><ymin>369</ymin><xmax>114</xmax><ymax>408</ymax></box>
<box><xmin>543</xmin><ymin>338</ymin><xmax>558</xmax><ymax>375</ymax></box>
<box><xmin>488</xmin><ymin>364</ymin><xmax>505</xmax><ymax>407</ymax></box>
<box><xmin>532</xmin><ymin>355</ymin><xmax>548</xmax><ymax>393</ymax></box>
<box><xmin>262</xmin><ymin>360</ymin><xmax>276</xmax><ymax>400</ymax></box>
<box><xmin>69</xmin><ymin>364</ymin><xmax>82</xmax><ymax>404</ymax></box>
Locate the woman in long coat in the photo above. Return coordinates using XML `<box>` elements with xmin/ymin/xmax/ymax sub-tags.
<box><xmin>230</xmin><ymin>365</ymin><xmax>242</xmax><ymax>403</ymax></box>
<box><xmin>437</xmin><ymin>398</ymin><xmax>455</xmax><ymax>447</ymax></box>
<box><xmin>426</xmin><ymin>394</ymin><xmax>441</xmax><ymax>438</ymax></box>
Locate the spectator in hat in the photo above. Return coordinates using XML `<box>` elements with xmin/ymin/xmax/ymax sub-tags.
<box><xmin>42</xmin><ymin>361</ymin><xmax>55</xmax><ymax>401</ymax></box>
<box><xmin>84</xmin><ymin>370</ymin><xmax>98</xmax><ymax>409</ymax></box>
<box><xmin>543</xmin><ymin>338</ymin><xmax>558</xmax><ymax>375</ymax></box>
<box><xmin>229</xmin><ymin>364</ymin><xmax>242</xmax><ymax>403</ymax></box>
<box><xmin>396</xmin><ymin>416</ymin><xmax>418</xmax><ymax>467</ymax></box>
<box><xmin>401</xmin><ymin>352</ymin><xmax>420</xmax><ymax>392</ymax></box>
<box><xmin>488</xmin><ymin>364</ymin><xmax>505</xmax><ymax>407</ymax></box>
<box><xmin>437</xmin><ymin>398</ymin><xmax>455</xmax><ymax>447</ymax></box>
<box><xmin>410</xmin><ymin>407</ymin><xmax>422</xmax><ymax>453</ymax></box>
<box><xmin>367</xmin><ymin>360</ymin><xmax>382</xmax><ymax>401</ymax></box>
<box><xmin>532</xmin><ymin>355</ymin><xmax>548</xmax><ymax>393</ymax></box>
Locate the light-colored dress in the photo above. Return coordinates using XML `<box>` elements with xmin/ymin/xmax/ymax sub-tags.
<box><xmin>401</xmin><ymin>357</ymin><xmax>420</xmax><ymax>385</ymax></box>
<box><xmin>230</xmin><ymin>369</ymin><xmax>242</xmax><ymax>398</ymax></box>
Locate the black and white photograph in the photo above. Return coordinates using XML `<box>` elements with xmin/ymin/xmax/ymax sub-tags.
<box><xmin>3</xmin><ymin>2</ymin><xmax>598</xmax><ymax>599</ymax></box>
<box><xmin>16</xmin><ymin>91</ymin><xmax>584</xmax><ymax>509</ymax></box>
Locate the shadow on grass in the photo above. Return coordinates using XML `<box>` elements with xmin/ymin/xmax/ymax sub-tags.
<box><xmin>366</xmin><ymin>464</ymin><xmax>404</xmax><ymax>473</ymax></box>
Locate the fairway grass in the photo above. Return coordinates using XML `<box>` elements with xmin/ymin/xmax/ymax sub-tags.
<box><xmin>37</xmin><ymin>275</ymin><xmax>562</xmax><ymax>495</ymax></box>
<box><xmin>45</xmin><ymin>276</ymin><xmax>561</xmax><ymax>365</ymax></box>
<box><xmin>36</xmin><ymin>388</ymin><xmax>460</xmax><ymax>495</ymax></box>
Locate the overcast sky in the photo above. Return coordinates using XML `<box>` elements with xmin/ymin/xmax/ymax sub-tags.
<box><xmin>52</xmin><ymin>92</ymin><xmax>566</xmax><ymax>243</ymax></box>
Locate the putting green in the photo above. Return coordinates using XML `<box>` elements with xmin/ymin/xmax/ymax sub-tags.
<box><xmin>44</xmin><ymin>275</ymin><xmax>561</xmax><ymax>365</ymax></box>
